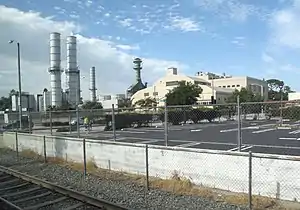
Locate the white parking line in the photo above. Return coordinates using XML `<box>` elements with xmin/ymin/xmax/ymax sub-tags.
<box><xmin>252</xmin><ymin>128</ymin><xmax>276</xmax><ymax>134</ymax></box>
<box><xmin>228</xmin><ymin>145</ymin><xmax>248</xmax><ymax>151</ymax></box>
<box><xmin>241</xmin><ymin>146</ymin><xmax>253</xmax><ymax>151</ymax></box>
<box><xmin>289</xmin><ymin>130</ymin><xmax>300</xmax><ymax>134</ymax></box>
<box><xmin>138</xmin><ymin>140</ymin><xmax>161</xmax><ymax>144</ymax></box>
<box><xmin>277</xmin><ymin>127</ymin><xmax>292</xmax><ymax>130</ymax></box>
<box><xmin>259</xmin><ymin>123</ymin><xmax>276</xmax><ymax>128</ymax></box>
<box><xmin>279</xmin><ymin>137</ymin><xmax>300</xmax><ymax>141</ymax></box>
<box><xmin>175</xmin><ymin>142</ymin><xmax>202</xmax><ymax>148</ymax></box>
<box><xmin>119</xmin><ymin>131</ymin><xmax>146</xmax><ymax>134</ymax></box>
<box><xmin>220</xmin><ymin>126</ymin><xmax>259</xmax><ymax>133</ymax></box>
<box><xmin>190</xmin><ymin>129</ymin><xmax>202</xmax><ymax>132</ymax></box>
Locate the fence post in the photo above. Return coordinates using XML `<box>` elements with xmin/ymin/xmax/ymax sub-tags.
<box><xmin>76</xmin><ymin>105</ymin><xmax>80</xmax><ymax>138</ymax></box>
<box><xmin>237</xmin><ymin>95</ymin><xmax>241</xmax><ymax>151</ymax></box>
<box><xmin>83</xmin><ymin>138</ymin><xmax>87</xmax><ymax>179</ymax></box>
<box><xmin>28</xmin><ymin>111</ymin><xmax>32</xmax><ymax>134</ymax></box>
<box><xmin>248</xmin><ymin>151</ymin><xmax>252</xmax><ymax>210</ymax></box>
<box><xmin>145</xmin><ymin>144</ymin><xmax>149</xmax><ymax>191</ymax></box>
<box><xmin>68</xmin><ymin>114</ymin><xmax>72</xmax><ymax>134</ymax></box>
<box><xmin>112</xmin><ymin>104</ymin><xmax>116</xmax><ymax>141</ymax></box>
<box><xmin>49</xmin><ymin>109</ymin><xmax>53</xmax><ymax>136</ymax></box>
<box><xmin>43</xmin><ymin>135</ymin><xmax>47</xmax><ymax>163</ymax></box>
<box><xmin>164</xmin><ymin>102</ymin><xmax>168</xmax><ymax>146</ymax></box>
<box><xmin>15</xmin><ymin>132</ymin><xmax>19</xmax><ymax>161</ymax></box>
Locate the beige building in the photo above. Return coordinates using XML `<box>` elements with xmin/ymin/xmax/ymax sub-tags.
<box><xmin>288</xmin><ymin>92</ymin><xmax>300</xmax><ymax>101</ymax></box>
<box><xmin>131</xmin><ymin>68</ymin><xmax>268</xmax><ymax>106</ymax></box>
<box><xmin>196</xmin><ymin>71</ymin><xmax>268</xmax><ymax>100</ymax></box>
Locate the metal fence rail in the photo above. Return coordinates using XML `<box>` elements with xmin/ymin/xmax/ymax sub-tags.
<box><xmin>2</xmin><ymin>132</ymin><xmax>300</xmax><ymax>209</ymax></box>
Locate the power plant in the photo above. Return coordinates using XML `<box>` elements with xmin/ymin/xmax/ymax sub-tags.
<box><xmin>89</xmin><ymin>67</ymin><xmax>97</xmax><ymax>102</ymax></box>
<box><xmin>126</xmin><ymin>58</ymin><xmax>147</xmax><ymax>98</ymax></box>
<box><xmin>48</xmin><ymin>32</ymin><xmax>63</xmax><ymax>107</ymax></box>
<box><xmin>65</xmin><ymin>35</ymin><xmax>80</xmax><ymax>106</ymax></box>
<box><xmin>7</xmin><ymin>31</ymin><xmax>147</xmax><ymax>112</ymax></box>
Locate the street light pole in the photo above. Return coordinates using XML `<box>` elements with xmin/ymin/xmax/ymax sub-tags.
<box><xmin>9</xmin><ymin>40</ymin><xmax>22</xmax><ymax>130</ymax></box>
<box><xmin>279</xmin><ymin>81</ymin><xmax>284</xmax><ymax>126</ymax></box>
<box><xmin>17</xmin><ymin>42</ymin><xmax>22</xmax><ymax>130</ymax></box>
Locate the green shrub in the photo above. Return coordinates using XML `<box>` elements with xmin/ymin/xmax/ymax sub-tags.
<box><xmin>104</xmin><ymin>113</ymin><xmax>153</xmax><ymax>130</ymax></box>
<box><xmin>42</xmin><ymin>121</ymin><xmax>69</xmax><ymax>127</ymax></box>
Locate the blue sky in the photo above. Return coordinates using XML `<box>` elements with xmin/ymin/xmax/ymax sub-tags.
<box><xmin>0</xmin><ymin>0</ymin><xmax>300</xmax><ymax>98</ymax></box>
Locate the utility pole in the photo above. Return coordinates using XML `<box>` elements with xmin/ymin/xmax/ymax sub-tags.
<box><xmin>9</xmin><ymin>40</ymin><xmax>23</xmax><ymax>130</ymax></box>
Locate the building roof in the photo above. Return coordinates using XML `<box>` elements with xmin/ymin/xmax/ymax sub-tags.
<box><xmin>186</xmin><ymin>76</ymin><xmax>209</xmax><ymax>83</ymax></box>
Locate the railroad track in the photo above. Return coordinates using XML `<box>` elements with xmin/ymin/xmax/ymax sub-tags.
<box><xmin>0</xmin><ymin>166</ymin><xmax>130</xmax><ymax>210</ymax></box>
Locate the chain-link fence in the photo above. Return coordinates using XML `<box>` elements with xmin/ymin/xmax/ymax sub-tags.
<box><xmin>3</xmin><ymin>131</ymin><xmax>300</xmax><ymax>209</ymax></box>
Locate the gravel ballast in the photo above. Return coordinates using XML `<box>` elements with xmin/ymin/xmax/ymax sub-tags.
<box><xmin>0</xmin><ymin>148</ymin><xmax>246</xmax><ymax>210</ymax></box>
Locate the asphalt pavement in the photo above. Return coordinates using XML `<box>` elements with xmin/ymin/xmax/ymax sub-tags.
<box><xmin>37</xmin><ymin>119</ymin><xmax>300</xmax><ymax>156</ymax></box>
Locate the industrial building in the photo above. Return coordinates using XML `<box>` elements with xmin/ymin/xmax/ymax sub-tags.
<box><xmin>196</xmin><ymin>71</ymin><xmax>268</xmax><ymax>100</ymax></box>
<box><xmin>97</xmin><ymin>58</ymin><xmax>145</xmax><ymax>109</ymax></box>
<box><xmin>98</xmin><ymin>94</ymin><xmax>126</xmax><ymax>109</ymax></box>
<box><xmin>10</xmin><ymin>32</ymin><xmax>98</xmax><ymax>112</ymax></box>
<box><xmin>130</xmin><ymin>68</ymin><xmax>268</xmax><ymax>106</ymax></box>
<box><xmin>288</xmin><ymin>92</ymin><xmax>300</xmax><ymax>101</ymax></box>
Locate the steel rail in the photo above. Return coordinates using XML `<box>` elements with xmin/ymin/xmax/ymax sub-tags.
<box><xmin>0</xmin><ymin>165</ymin><xmax>131</xmax><ymax>210</ymax></box>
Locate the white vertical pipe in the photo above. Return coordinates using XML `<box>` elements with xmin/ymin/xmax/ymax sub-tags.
<box><xmin>49</xmin><ymin>32</ymin><xmax>62</xmax><ymax>107</ymax></box>
<box><xmin>66</xmin><ymin>36</ymin><xmax>78</xmax><ymax>107</ymax></box>
<box><xmin>89</xmin><ymin>66</ymin><xmax>96</xmax><ymax>102</ymax></box>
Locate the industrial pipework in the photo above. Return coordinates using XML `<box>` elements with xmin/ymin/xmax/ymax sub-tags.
<box><xmin>133</xmin><ymin>57</ymin><xmax>142</xmax><ymax>83</ymax></box>
<box><xmin>48</xmin><ymin>32</ymin><xmax>63</xmax><ymax>107</ymax></box>
<box><xmin>89</xmin><ymin>66</ymin><xmax>97</xmax><ymax>102</ymax></box>
<box><xmin>65</xmin><ymin>35</ymin><xmax>80</xmax><ymax>106</ymax></box>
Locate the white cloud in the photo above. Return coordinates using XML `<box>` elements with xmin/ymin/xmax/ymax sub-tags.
<box><xmin>0</xmin><ymin>6</ymin><xmax>186</xmax><ymax>99</ymax></box>
<box><xmin>262</xmin><ymin>52</ymin><xmax>274</xmax><ymax>63</ymax></box>
<box><xmin>269</xmin><ymin>1</ymin><xmax>300</xmax><ymax>48</ymax></box>
<box><xmin>118</xmin><ymin>18</ymin><xmax>132</xmax><ymax>27</ymax></box>
<box><xmin>116</xmin><ymin>44</ymin><xmax>140</xmax><ymax>51</ymax></box>
<box><xmin>169</xmin><ymin>16</ymin><xmax>201</xmax><ymax>32</ymax></box>
<box><xmin>194</xmin><ymin>0</ymin><xmax>270</xmax><ymax>22</ymax></box>
<box><xmin>231</xmin><ymin>36</ymin><xmax>245</xmax><ymax>47</ymax></box>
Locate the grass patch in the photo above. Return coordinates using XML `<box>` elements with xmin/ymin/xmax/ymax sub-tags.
<box><xmin>12</xmin><ymin>148</ymin><xmax>285</xmax><ymax>210</ymax></box>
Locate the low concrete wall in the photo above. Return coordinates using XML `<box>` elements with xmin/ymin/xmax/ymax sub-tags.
<box><xmin>1</xmin><ymin>132</ymin><xmax>299</xmax><ymax>201</ymax></box>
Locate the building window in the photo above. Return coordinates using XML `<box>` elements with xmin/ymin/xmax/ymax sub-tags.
<box><xmin>144</xmin><ymin>92</ymin><xmax>149</xmax><ymax>97</ymax></box>
<box><xmin>223</xmin><ymin>86</ymin><xmax>226</xmax><ymax>88</ymax></box>
<box><xmin>227</xmin><ymin>85</ymin><xmax>230</xmax><ymax>87</ymax></box>
<box><xmin>166</xmin><ymin>81</ymin><xmax>179</xmax><ymax>86</ymax></box>
<box><xmin>219</xmin><ymin>86</ymin><xmax>221</xmax><ymax>88</ymax></box>
<box><xmin>195</xmin><ymin>81</ymin><xmax>209</xmax><ymax>86</ymax></box>
<box><xmin>237</xmin><ymin>84</ymin><xmax>240</xmax><ymax>87</ymax></box>
<box><xmin>153</xmin><ymin>92</ymin><xmax>158</xmax><ymax>96</ymax></box>
<box><xmin>232</xmin><ymin>85</ymin><xmax>235</xmax><ymax>87</ymax></box>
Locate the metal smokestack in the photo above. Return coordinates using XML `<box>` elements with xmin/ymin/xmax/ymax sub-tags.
<box><xmin>49</xmin><ymin>32</ymin><xmax>62</xmax><ymax>107</ymax></box>
<box><xmin>133</xmin><ymin>58</ymin><xmax>142</xmax><ymax>83</ymax></box>
<box><xmin>65</xmin><ymin>35</ymin><xmax>79</xmax><ymax>106</ymax></box>
<box><xmin>89</xmin><ymin>66</ymin><xmax>97</xmax><ymax>102</ymax></box>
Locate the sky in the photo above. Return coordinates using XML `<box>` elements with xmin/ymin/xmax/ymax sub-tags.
<box><xmin>0</xmin><ymin>0</ymin><xmax>300</xmax><ymax>100</ymax></box>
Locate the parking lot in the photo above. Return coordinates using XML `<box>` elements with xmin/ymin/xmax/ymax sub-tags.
<box><xmin>53</xmin><ymin>119</ymin><xmax>300</xmax><ymax>156</ymax></box>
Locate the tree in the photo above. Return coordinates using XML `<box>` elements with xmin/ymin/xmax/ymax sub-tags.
<box><xmin>134</xmin><ymin>97</ymin><xmax>157</xmax><ymax>108</ymax></box>
<box><xmin>81</xmin><ymin>101</ymin><xmax>103</xmax><ymax>109</ymax></box>
<box><xmin>266</xmin><ymin>79</ymin><xmax>294</xmax><ymax>101</ymax></box>
<box><xmin>165</xmin><ymin>81</ymin><xmax>203</xmax><ymax>106</ymax></box>
<box><xmin>0</xmin><ymin>96</ymin><xmax>11</xmax><ymax>111</ymax></box>
<box><xmin>227</xmin><ymin>88</ymin><xmax>263</xmax><ymax>119</ymax></box>
<box><xmin>227</xmin><ymin>88</ymin><xmax>263</xmax><ymax>103</ymax></box>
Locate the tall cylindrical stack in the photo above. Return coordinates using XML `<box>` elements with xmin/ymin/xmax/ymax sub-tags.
<box><xmin>133</xmin><ymin>58</ymin><xmax>142</xmax><ymax>83</ymax></box>
<box><xmin>49</xmin><ymin>32</ymin><xmax>62</xmax><ymax>107</ymax></box>
<box><xmin>66</xmin><ymin>36</ymin><xmax>79</xmax><ymax>106</ymax></box>
<box><xmin>89</xmin><ymin>66</ymin><xmax>97</xmax><ymax>102</ymax></box>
